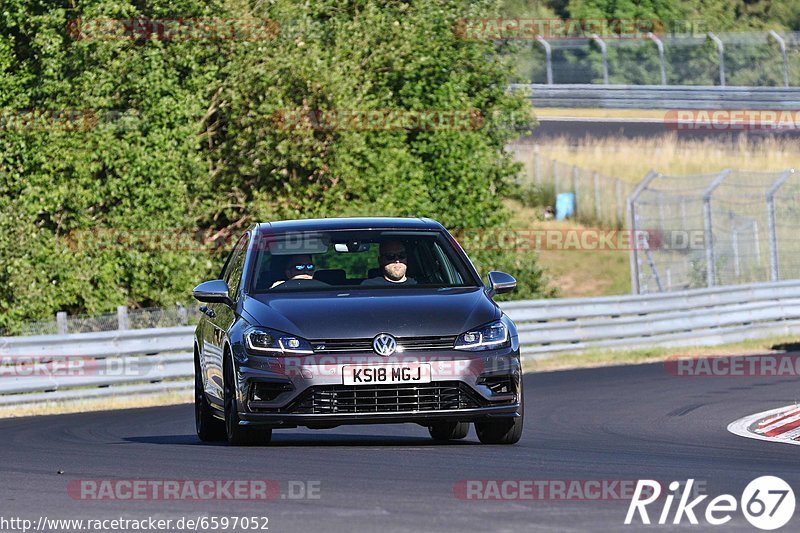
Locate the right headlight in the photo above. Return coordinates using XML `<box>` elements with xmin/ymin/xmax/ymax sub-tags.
<box><xmin>454</xmin><ymin>320</ymin><xmax>509</xmax><ymax>351</ymax></box>
<box><xmin>245</xmin><ymin>327</ymin><xmax>314</xmax><ymax>356</ymax></box>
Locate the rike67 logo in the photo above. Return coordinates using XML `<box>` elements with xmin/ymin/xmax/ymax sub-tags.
<box><xmin>625</xmin><ymin>477</ymin><xmax>795</xmax><ymax>530</ymax></box>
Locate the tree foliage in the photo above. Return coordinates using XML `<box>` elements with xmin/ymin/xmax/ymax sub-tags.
<box><xmin>0</xmin><ymin>0</ymin><xmax>548</xmax><ymax>331</ymax></box>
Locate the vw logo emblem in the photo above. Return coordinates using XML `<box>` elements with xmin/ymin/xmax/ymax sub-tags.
<box><xmin>373</xmin><ymin>333</ymin><xmax>397</xmax><ymax>356</ymax></box>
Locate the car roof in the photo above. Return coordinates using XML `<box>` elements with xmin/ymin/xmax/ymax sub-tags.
<box><xmin>256</xmin><ymin>217</ymin><xmax>445</xmax><ymax>234</ymax></box>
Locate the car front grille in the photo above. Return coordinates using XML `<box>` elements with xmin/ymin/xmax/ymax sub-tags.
<box><xmin>309</xmin><ymin>335</ymin><xmax>457</xmax><ymax>354</ymax></box>
<box><xmin>287</xmin><ymin>381</ymin><xmax>484</xmax><ymax>414</ymax></box>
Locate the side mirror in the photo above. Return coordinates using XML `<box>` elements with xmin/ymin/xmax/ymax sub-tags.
<box><xmin>487</xmin><ymin>271</ymin><xmax>516</xmax><ymax>297</ymax></box>
<box><xmin>193</xmin><ymin>279</ymin><xmax>233</xmax><ymax>307</ymax></box>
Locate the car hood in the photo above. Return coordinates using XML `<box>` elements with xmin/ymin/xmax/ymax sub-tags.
<box><xmin>242</xmin><ymin>287</ymin><xmax>499</xmax><ymax>339</ymax></box>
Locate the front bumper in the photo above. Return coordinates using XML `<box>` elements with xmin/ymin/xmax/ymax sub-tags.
<box><xmin>233</xmin><ymin>347</ymin><xmax>522</xmax><ymax>428</ymax></box>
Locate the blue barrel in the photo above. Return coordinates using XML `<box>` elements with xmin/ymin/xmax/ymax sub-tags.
<box><xmin>555</xmin><ymin>192</ymin><xmax>575</xmax><ymax>220</ymax></box>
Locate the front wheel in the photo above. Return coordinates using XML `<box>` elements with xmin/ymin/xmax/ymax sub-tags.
<box><xmin>223</xmin><ymin>354</ymin><xmax>272</xmax><ymax>446</ymax></box>
<box><xmin>195</xmin><ymin>355</ymin><xmax>225</xmax><ymax>442</ymax></box>
<box><xmin>475</xmin><ymin>388</ymin><xmax>524</xmax><ymax>445</ymax></box>
<box><xmin>428</xmin><ymin>421</ymin><xmax>469</xmax><ymax>441</ymax></box>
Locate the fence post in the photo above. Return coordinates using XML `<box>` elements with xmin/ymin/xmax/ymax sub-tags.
<box><xmin>628</xmin><ymin>170</ymin><xmax>659</xmax><ymax>294</ymax></box>
<box><xmin>702</xmin><ymin>169</ymin><xmax>731</xmax><ymax>287</ymax></box>
<box><xmin>591</xmin><ymin>34</ymin><xmax>609</xmax><ymax>85</ymax></box>
<box><xmin>533</xmin><ymin>144</ymin><xmax>541</xmax><ymax>186</ymax></box>
<box><xmin>553</xmin><ymin>160</ymin><xmax>559</xmax><ymax>196</ymax></box>
<box><xmin>730</xmin><ymin>212</ymin><xmax>740</xmax><ymax>279</ymax></box>
<box><xmin>593</xmin><ymin>172</ymin><xmax>601</xmax><ymax>221</ymax></box>
<box><xmin>615</xmin><ymin>178</ymin><xmax>623</xmax><ymax>227</ymax></box>
<box><xmin>766</xmin><ymin>169</ymin><xmax>794</xmax><ymax>281</ymax></box>
<box><xmin>536</xmin><ymin>36</ymin><xmax>553</xmax><ymax>84</ymax></box>
<box><xmin>753</xmin><ymin>219</ymin><xmax>761</xmax><ymax>264</ymax></box>
<box><xmin>117</xmin><ymin>306</ymin><xmax>129</xmax><ymax>330</ymax></box>
<box><xmin>708</xmin><ymin>32</ymin><xmax>726</xmax><ymax>87</ymax></box>
<box><xmin>768</xmin><ymin>31</ymin><xmax>789</xmax><ymax>88</ymax></box>
<box><xmin>56</xmin><ymin>312</ymin><xmax>67</xmax><ymax>335</ymax></box>
<box><xmin>572</xmin><ymin>166</ymin><xmax>580</xmax><ymax>216</ymax></box>
<box><xmin>647</xmin><ymin>32</ymin><xmax>667</xmax><ymax>85</ymax></box>
<box><xmin>177</xmin><ymin>303</ymin><xmax>188</xmax><ymax>326</ymax></box>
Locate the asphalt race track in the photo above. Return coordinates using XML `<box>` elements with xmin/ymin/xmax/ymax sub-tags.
<box><xmin>2</xmin><ymin>362</ymin><xmax>798</xmax><ymax>532</ymax></box>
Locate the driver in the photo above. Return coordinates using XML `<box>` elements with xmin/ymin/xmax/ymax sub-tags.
<box><xmin>271</xmin><ymin>254</ymin><xmax>327</xmax><ymax>289</ymax></box>
<box><xmin>361</xmin><ymin>240</ymin><xmax>417</xmax><ymax>286</ymax></box>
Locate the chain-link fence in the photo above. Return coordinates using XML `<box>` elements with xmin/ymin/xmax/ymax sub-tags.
<box><xmin>631</xmin><ymin>168</ymin><xmax>799</xmax><ymax>293</ymax></box>
<box><xmin>2</xmin><ymin>303</ymin><xmax>200</xmax><ymax>337</ymax></box>
<box><xmin>508</xmin><ymin>143</ymin><xmax>634</xmax><ymax>228</ymax></box>
<box><xmin>514</xmin><ymin>31</ymin><xmax>800</xmax><ymax>86</ymax></box>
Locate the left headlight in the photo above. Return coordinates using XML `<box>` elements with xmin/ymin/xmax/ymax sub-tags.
<box><xmin>454</xmin><ymin>320</ymin><xmax>509</xmax><ymax>351</ymax></box>
<box><xmin>245</xmin><ymin>327</ymin><xmax>314</xmax><ymax>355</ymax></box>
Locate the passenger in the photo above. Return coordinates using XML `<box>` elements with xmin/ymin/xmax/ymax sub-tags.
<box><xmin>361</xmin><ymin>241</ymin><xmax>417</xmax><ymax>286</ymax></box>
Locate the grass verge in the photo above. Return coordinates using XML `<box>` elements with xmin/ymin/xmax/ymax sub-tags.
<box><xmin>504</xmin><ymin>199</ymin><xmax>631</xmax><ymax>297</ymax></box>
<box><xmin>530</xmin><ymin>135</ymin><xmax>799</xmax><ymax>183</ymax></box>
<box><xmin>0</xmin><ymin>387</ymin><xmax>191</xmax><ymax>419</ymax></box>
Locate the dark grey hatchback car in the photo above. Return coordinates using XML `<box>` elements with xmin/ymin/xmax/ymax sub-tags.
<box><xmin>193</xmin><ymin>217</ymin><xmax>523</xmax><ymax>445</ymax></box>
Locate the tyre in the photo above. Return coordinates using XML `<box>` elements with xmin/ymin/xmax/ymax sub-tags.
<box><xmin>195</xmin><ymin>353</ymin><xmax>226</xmax><ymax>442</ymax></box>
<box><xmin>428</xmin><ymin>421</ymin><xmax>469</xmax><ymax>441</ymax></box>
<box><xmin>475</xmin><ymin>387</ymin><xmax>524</xmax><ymax>445</ymax></box>
<box><xmin>223</xmin><ymin>354</ymin><xmax>273</xmax><ymax>446</ymax></box>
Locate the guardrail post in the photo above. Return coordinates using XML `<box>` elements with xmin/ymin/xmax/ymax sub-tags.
<box><xmin>708</xmin><ymin>32</ymin><xmax>726</xmax><ymax>87</ymax></box>
<box><xmin>647</xmin><ymin>32</ymin><xmax>667</xmax><ymax>85</ymax></box>
<box><xmin>117</xmin><ymin>306</ymin><xmax>129</xmax><ymax>330</ymax></box>
<box><xmin>702</xmin><ymin>169</ymin><xmax>731</xmax><ymax>287</ymax></box>
<box><xmin>591</xmin><ymin>34</ymin><xmax>609</xmax><ymax>85</ymax></box>
<box><xmin>593</xmin><ymin>172</ymin><xmax>601</xmax><ymax>221</ymax></box>
<box><xmin>767</xmin><ymin>168</ymin><xmax>794</xmax><ymax>281</ymax></box>
<box><xmin>533</xmin><ymin>144</ymin><xmax>541</xmax><ymax>186</ymax></box>
<box><xmin>768</xmin><ymin>31</ymin><xmax>789</xmax><ymax>88</ymax></box>
<box><xmin>56</xmin><ymin>312</ymin><xmax>67</xmax><ymax>335</ymax></box>
<box><xmin>536</xmin><ymin>36</ymin><xmax>553</xmax><ymax>84</ymax></box>
<box><xmin>628</xmin><ymin>170</ymin><xmax>659</xmax><ymax>294</ymax></box>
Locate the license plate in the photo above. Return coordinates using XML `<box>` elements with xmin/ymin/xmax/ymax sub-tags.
<box><xmin>342</xmin><ymin>363</ymin><xmax>432</xmax><ymax>386</ymax></box>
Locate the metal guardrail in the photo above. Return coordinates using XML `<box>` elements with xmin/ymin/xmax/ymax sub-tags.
<box><xmin>0</xmin><ymin>328</ymin><xmax>195</xmax><ymax>408</ymax></box>
<box><xmin>1</xmin><ymin>280</ymin><xmax>799</xmax><ymax>406</ymax></box>
<box><xmin>502</xmin><ymin>280</ymin><xmax>800</xmax><ymax>357</ymax></box>
<box><xmin>511</xmin><ymin>84</ymin><xmax>800</xmax><ymax>109</ymax></box>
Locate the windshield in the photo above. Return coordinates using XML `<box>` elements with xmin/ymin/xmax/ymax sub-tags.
<box><xmin>248</xmin><ymin>229</ymin><xmax>480</xmax><ymax>293</ymax></box>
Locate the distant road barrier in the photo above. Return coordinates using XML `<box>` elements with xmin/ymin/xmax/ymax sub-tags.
<box><xmin>2</xmin><ymin>280</ymin><xmax>799</xmax><ymax>406</ymax></box>
<box><xmin>512</xmin><ymin>84</ymin><xmax>800</xmax><ymax>110</ymax></box>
